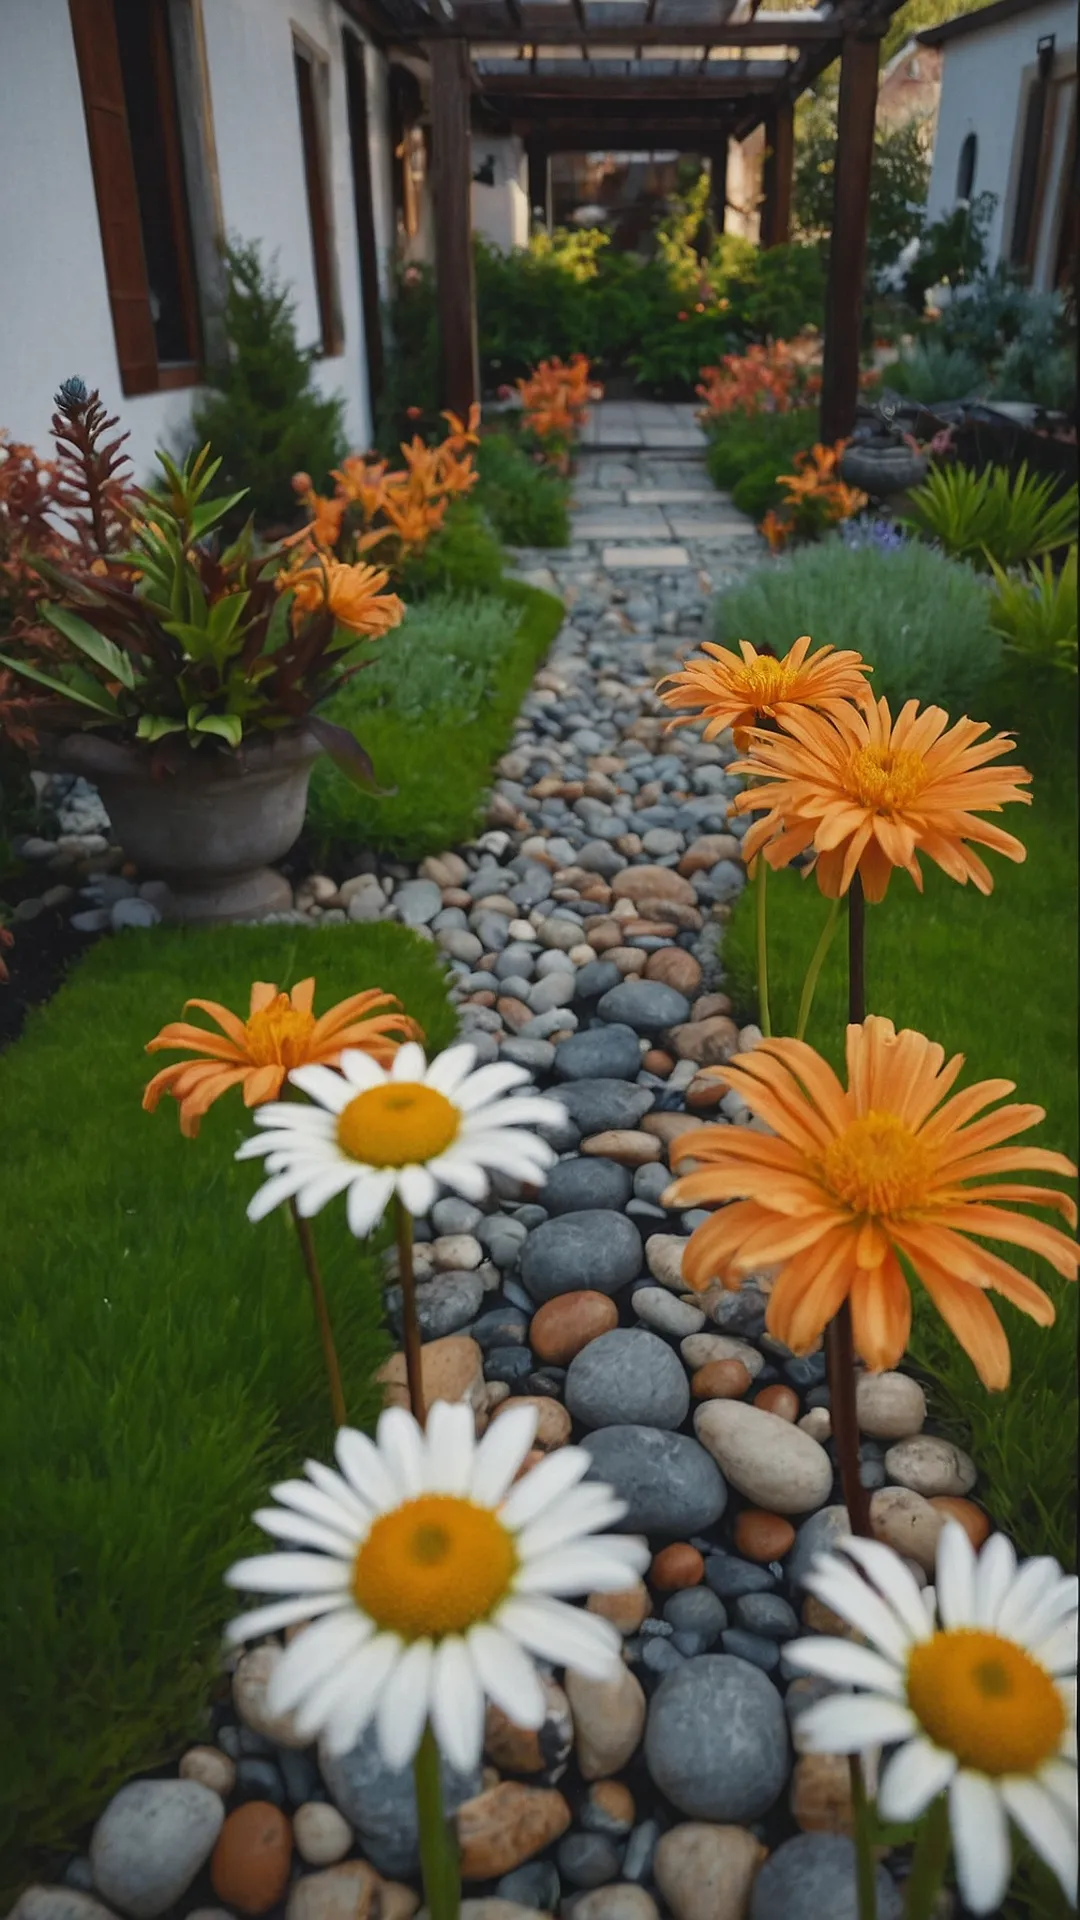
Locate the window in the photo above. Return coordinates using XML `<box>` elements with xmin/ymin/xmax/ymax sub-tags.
<box><xmin>294</xmin><ymin>42</ymin><xmax>341</xmax><ymax>357</ymax></box>
<box><xmin>69</xmin><ymin>0</ymin><xmax>201</xmax><ymax>393</ymax></box>
<box><xmin>956</xmin><ymin>132</ymin><xmax>978</xmax><ymax>203</ymax></box>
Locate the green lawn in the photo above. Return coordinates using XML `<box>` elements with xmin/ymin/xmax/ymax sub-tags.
<box><xmin>723</xmin><ymin>719</ymin><xmax>1078</xmax><ymax>1572</ymax></box>
<box><xmin>307</xmin><ymin>578</ymin><xmax>564</xmax><ymax>861</ymax></box>
<box><xmin>0</xmin><ymin>923</ymin><xmax>455</xmax><ymax>1890</ymax></box>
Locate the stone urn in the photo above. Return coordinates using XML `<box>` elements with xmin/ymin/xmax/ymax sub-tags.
<box><xmin>840</xmin><ymin>407</ymin><xmax>928</xmax><ymax>499</ymax></box>
<box><xmin>54</xmin><ymin>727</ymin><xmax>322</xmax><ymax>923</ymax></box>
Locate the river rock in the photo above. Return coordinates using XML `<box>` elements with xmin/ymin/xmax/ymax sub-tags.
<box><xmin>378</xmin><ymin>1335</ymin><xmax>485</xmax><ymax>1413</ymax></box>
<box><xmin>566</xmin><ymin>1329</ymin><xmax>690</xmax><ymax>1431</ymax></box>
<box><xmin>456</xmin><ymin>1783</ymin><xmax>571</xmax><ymax>1880</ymax></box>
<box><xmin>393</xmin><ymin>879</ymin><xmax>443</xmax><ymax>926</ymax></box>
<box><xmin>232</xmin><ymin>1645</ymin><xmax>308</xmax><ymax>1748</ymax></box>
<box><xmin>583</xmin><ymin>1426</ymin><xmax>727</xmax><ymax>1534</ymax></box>
<box><xmin>520</xmin><ymin>1212</ymin><xmax>642</xmax><ymax>1304</ymax></box>
<box><xmin>681</xmin><ymin>1335</ymin><xmax>763</xmax><ymax>1380</ymax></box>
<box><xmin>284</xmin><ymin>1863</ymin><xmax>382</xmax><ymax>1920</ymax></box>
<box><xmin>869</xmin><ymin>1487</ymin><xmax>945</xmax><ymax>1572</ymax></box>
<box><xmin>544</xmin><ymin>1157</ymin><xmax>634</xmax><ymax>1215</ymax></box>
<box><xmin>320</xmin><ymin>1723</ymin><xmax>480</xmax><ymax>1876</ymax></box>
<box><xmin>854</xmin><ymin>1372</ymin><xmax>926</xmax><ymax>1439</ymax></box>
<box><xmin>566</xmin><ymin>1665</ymin><xmax>646</xmax><ymax>1780</ymax></box>
<box><xmin>557</xmin><ymin>1833</ymin><xmax>621</xmax><ymax>1890</ymax></box>
<box><xmin>210</xmin><ymin>1803</ymin><xmax>291</xmax><ymax>1914</ymax></box>
<box><xmin>694</xmin><ymin>1403</ymin><xmax>832</xmax><ymax>1514</ymax></box>
<box><xmin>530</xmin><ymin>1291</ymin><xmax>619</xmax><ymax>1364</ymax></box>
<box><xmin>612</xmin><ymin>866</ymin><xmax>696</xmax><ymax>907</ymax></box>
<box><xmin>748</xmin><ymin>1835</ymin><xmax>901</xmax><ymax>1920</ymax></box>
<box><xmin>596</xmin><ymin>981</ymin><xmax>691</xmax><ymax>1038</ymax></box>
<box><xmin>90</xmin><ymin>1780</ymin><xmax>224</xmax><ymax>1918</ymax></box>
<box><xmin>884</xmin><ymin>1435</ymin><xmax>977</xmax><ymax>1498</ymax></box>
<box><xmin>554</xmin><ymin>1026</ymin><xmax>643</xmax><ymax>1083</ymax></box>
<box><xmin>654</xmin><ymin>1824</ymin><xmax>766</xmax><ymax>1920</ymax></box>
<box><xmin>567</xmin><ymin>1890</ymin><xmax>659</xmax><ymax>1920</ymax></box>
<box><xmin>292</xmin><ymin>1804</ymin><xmax>353</xmax><ymax>1867</ymax></box>
<box><xmin>11</xmin><ymin>1896</ymin><xmax>118</xmax><ymax>1920</ymax></box>
<box><xmin>786</xmin><ymin>1507</ymin><xmax>853</xmax><ymax>1592</ymax></box>
<box><xmin>551</xmin><ymin>1081</ymin><xmax>655</xmax><ymax>1135</ymax></box>
<box><xmin>179</xmin><ymin>1748</ymin><xmax>236</xmax><ymax>1798</ymax></box>
<box><xmin>644</xmin><ymin>1657</ymin><xmax>788</xmax><ymax>1822</ymax></box>
<box><xmin>484</xmin><ymin>1677</ymin><xmax>573</xmax><ymax>1778</ymax></box>
<box><xmin>632</xmin><ymin>1288</ymin><xmax>705</xmax><ymax>1337</ymax></box>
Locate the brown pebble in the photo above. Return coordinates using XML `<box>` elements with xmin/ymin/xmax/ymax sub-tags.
<box><xmin>441</xmin><ymin>887</ymin><xmax>472</xmax><ymax>907</ymax></box>
<box><xmin>685</xmin><ymin>1074</ymin><xmax>729</xmax><ymax>1109</ymax></box>
<box><xmin>802</xmin><ymin>1593</ymin><xmax>860</xmax><ymax>1637</ymax></box>
<box><xmin>754</xmin><ymin>1384</ymin><xmax>799</xmax><ymax>1422</ymax></box>
<box><xmin>644</xmin><ymin>947</ymin><xmax>703</xmax><ymax>996</ymax></box>
<box><xmin>582</xmin><ymin>1129</ymin><xmax>661</xmax><ymax>1166</ymax></box>
<box><xmin>608</xmin><ymin>946</ymin><xmax>648</xmax><ymax>974</ymax></box>
<box><xmin>514</xmin><ymin>1448</ymin><xmax>546</xmax><ymax>1481</ymax></box>
<box><xmin>643</xmin><ymin>1049</ymin><xmax>674</xmax><ymax>1077</ymax></box>
<box><xmin>211</xmin><ymin>1803</ymin><xmax>292</xmax><ymax>1915</ymax></box>
<box><xmin>587</xmin><ymin>1579</ymin><xmax>651</xmax><ymax>1634</ymax></box>
<box><xmin>734</xmin><ymin>1510</ymin><xmax>796</xmax><ymax>1562</ymax></box>
<box><xmin>691</xmin><ymin>1358</ymin><xmax>753</xmax><ymax>1400</ymax></box>
<box><xmin>491</xmin><ymin>1395</ymin><xmax>570</xmax><ymax>1451</ymax></box>
<box><xmin>468</xmin><ymin>990</ymin><xmax>496</xmax><ymax>1009</ymax></box>
<box><xmin>496</xmin><ymin>996</ymin><xmax>533</xmax><ymax>1032</ymax></box>
<box><xmin>584</xmin><ymin>1779</ymin><xmax>636</xmax><ymax>1834</ymax></box>
<box><xmin>650</xmin><ymin>1543</ymin><xmax>705</xmax><ymax>1590</ymax></box>
<box><xmin>530</xmin><ymin>1291</ymin><xmax>618</xmax><ymax>1366</ymax></box>
<box><xmin>929</xmin><ymin>1495</ymin><xmax>992</xmax><ymax>1548</ymax></box>
<box><xmin>792</xmin><ymin>1752</ymin><xmax>856</xmax><ymax>1835</ymax></box>
<box><xmin>691</xmin><ymin>992</ymin><xmax>733</xmax><ymax>1019</ymax></box>
<box><xmin>586</xmin><ymin>921</ymin><xmax>623</xmax><ymax>951</ymax></box>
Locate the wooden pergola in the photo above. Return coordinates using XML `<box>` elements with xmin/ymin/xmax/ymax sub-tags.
<box><xmin>344</xmin><ymin>0</ymin><xmax>907</xmax><ymax>442</ymax></box>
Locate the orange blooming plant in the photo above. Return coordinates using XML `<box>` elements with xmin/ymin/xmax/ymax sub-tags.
<box><xmin>760</xmin><ymin>442</ymin><xmax>868</xmax><ymax>552</ymax></box>
<box><xmin>289</xmin><ymin>411</ymin><xmax>481</xmax><ymax>576</ymax></box>
<box><xmin>517</xmin><ymin>355</ymin><xmax>601</xmax><ymax>468</ymax></box>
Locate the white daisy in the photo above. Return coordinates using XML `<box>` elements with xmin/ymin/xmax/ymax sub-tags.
<box><xmin>236</xmin><ymin>1040</ymin><xmax>566</xmax><ymax>1231</ymax></box>
<box><xmin>785</xmin><ymin>1523</ymin><xmax>1078</xmax><ymax>1915</ymax></box>
<box><xmin>225</xmin><ymin>1398</ymin><xmax>649</xmax><ymax>1772</ymax></box>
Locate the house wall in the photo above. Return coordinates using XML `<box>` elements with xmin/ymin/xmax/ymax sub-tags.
<box><xmin>924</xmin><ymin>0</ymin><xmax>1077</xmax><ymax>282</ymax></box>
<box><xmin>471</xmin><ymin>135</ymin><xmax>529</xmax><ymax>252</ymax></box>
<box><xmin>0</xmin><ymin>0</ymin><xmax>379</xmax><ymax>480</ymax></box>
<box><xmin>877</xmin><ymin>41</ymin><xmax>943</xmax><ymax>135</ymax></box>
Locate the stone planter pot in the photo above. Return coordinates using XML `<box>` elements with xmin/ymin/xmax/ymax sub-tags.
<box><xmin>839</xmin><ymin>443</ymin><xmax>929</xmax><ymax>498</ymax></box>
<box><xmin>53</xmin><ymin>728</ymin><xmax>322</xmax><ymax>923</ymax></box>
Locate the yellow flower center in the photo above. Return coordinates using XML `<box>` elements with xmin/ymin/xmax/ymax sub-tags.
<box><xmin>352</xmin><ymin>1494</ymin><xmax>517</xmax><ymax>1638</ymax></box>
<box><xmin>336</xmin><ymin>1082</ymin><xmax>459</xmax><ymax>1166</ymax></box>
<box><xmin>741</xmin><ymin>656</ymin><xmax>797</xmax><ymax>708</ymax></box>
<box><xmin>907</xmin><ymin>1629</ymin><xmax>1066</xmax><ymax>1776</ymax></box>
<box><xmin>244</xmin><ymin>999</ymin><xmax>317</xmax><ymax>1068</ymax></box>
<box><xmin>821</xmin><ymin>1110</ymin><xmax>932</xmax><ymax>1216</ymax></box>
<box><xmin>847</xmin><ymin>744</ymin><xmax>928</xmax><ymax>814</ymax></box>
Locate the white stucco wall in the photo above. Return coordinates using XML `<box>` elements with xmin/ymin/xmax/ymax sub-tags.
<box><xmin>0</xmin><ymin>0</ymin><xmax>376</xmax><ymax>480</ymax></box>
<box><xmin>924</xmin><ymin>0</ymin><xmax>1077</xmax><ymax>278</ymax></box>
<box><xmin>471</xmin><ymin>136</ymin><xmax>529</xmax><ymax>253</ymax></box>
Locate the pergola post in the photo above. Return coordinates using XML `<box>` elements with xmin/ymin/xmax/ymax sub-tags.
<box><xmin>526</xmin><ymin>137</ymin><xmax>551</xmax><ymax>230</ymax></box>
<box><xmin>429</xmin><ymin>36</ymin><xmax>479</xmax><ymax>417</ymax></box>
<box><xmin>820</xmin><ymin>32</ymin><xmax>880</xmax><ymax>443</ymax></box>
<box><xmin>709</xmin><ymin>139</ymin><xmax>729</xmax><ymax>237</ymax></box>
<box><xmin>759</xmin><ymin>98</ymin><xmax>794</xmax><ymax>247</ymax></box>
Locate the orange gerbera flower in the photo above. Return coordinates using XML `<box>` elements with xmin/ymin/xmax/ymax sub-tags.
<box><xmin>143</xmin><ymin>979</ymin><xmax>420</xmax><ymax>1137</ymax></box>
<box><xmin>657</xmin><ymin>634</ymin><xmax>871</xmax><ymax>749</ymax></box>
<box><xmin>666</xmin><ymin>1018</ymin><xmax>1078</xmax><ymax>1388</ymax></box>
<box><xmin>280</xmin><ymin>557</ymin><xmax>405</xmax><ymax>638</ymax></box>
<box><xmin>733</xmin><ymin>694</ymin><xmax>1032</xmax><ymax>901</ymax></box>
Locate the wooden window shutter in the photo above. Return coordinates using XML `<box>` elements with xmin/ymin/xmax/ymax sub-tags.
<box><xmin>68</xmin><ymin>0</ymin><xmax>158</xmax><ymax>394</ymax></box>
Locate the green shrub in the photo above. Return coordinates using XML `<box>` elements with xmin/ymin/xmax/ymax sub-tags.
<box><xmin>397</xmin><ymin>500</ymin><xmax>507</xmax><ymax>600</ymax></box>
<box><xmin>715</xmin><ymin>536</ymin><xmax>998</xmax><ymax>711</ymax></box>
<box><xmin>886</xmin><ymin>341</ymin><xmax>983</xmax><ymax>402</ymax></box>
<box><xmin>903</xmin><ymin>191</ymin><xmax>995</xmax><ymax>309</ymax></box>
<box><xmin>704</xmin><ymin>409</ymin><xmax>818</xmax><ymax>494</ymax></box>
<box><xmin>731</xmin><ymin>458</ymin><xmax>789</xmax><ymax>522</ymax></box>
<box><xmin>988</xmin><ymin>546</ymin><xmax>1078</xmax><ymax>675</ymax></box>
<box><xmin>0</xmin><ymin>923</ymin><xmax>455</xmax><ymax>1890</ymax></box>
<box><xmin>933</xmin><ymin>269</ymin><xmax>1070</xmax><ymax>369</ymax></box>
<box><xmin>793</xmin><ymin>85</ymin><xmax>930</xmax><ymax>280</ymax></box>
<box><xmin>901</xmin><ymin>461</ymin><xmax>1079</xmax><ymax>570</ymax></box>
<box><xmin>306</xmin><ymin>579</ymin><xmax>563</xmax><ymax>860</ymax></box>
<box><xmin>474</xmin><ymin>432</ymin><xmax>570</xmax><ymax>547</ymax></box>
<box><xmin>189</xmin><ymin>241</ymin><xmax>346</xmax><ymax>526</ymax></box>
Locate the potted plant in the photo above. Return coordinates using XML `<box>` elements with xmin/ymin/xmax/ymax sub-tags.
<box><xmin>0</xmin><ymin>381</ymin><xmax>404</xmax><ymax>921</ymax></box>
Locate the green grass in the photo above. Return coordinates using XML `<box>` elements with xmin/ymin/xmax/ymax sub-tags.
<box><xmin>475</xmin><ymin>431</ymin><xmax>571</xmax><ymax>548</ymax></box>
<box><xmin>0</xmin><ymin>923</ymin><xmax>456</xmax><ymax>1891</ymax></box>
<box><xmin>307</xmin><ymin>578</ymin><xmax>563</xmax><ymax>861</ymax></box>
<box><xmin>723</xmin><ymin>716</ymin><xmax>1078</xmax><ymax>1574</ymax></box>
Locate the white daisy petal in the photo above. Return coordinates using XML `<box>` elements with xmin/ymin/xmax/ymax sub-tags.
<box><xmin>794</xmin><ymin>1693</ymin><xmax>918</xmax><ymax>1754</ymax></box>
<box><xmin>430</xmin><ymin>1636</ymin><xmax>486</xmax><ymax>1771</ymax></box>
<box><xmin>335</xmin><ymin>1427</ymin><xmax>400</xmax><ymax>1512</ymax></box>
<box><xmin>423</xmin><ymin>1400</ymin><xmax>476</xmax><ymax>1494</ymax></box>
<box><xmin>454</xmin><ymin>1062</ymin><xmax>530</xmax><ymax>1110</ymax></box>
<box><xmin>973</xmin><ymin>1533</ymin><xmax>1018</xmax><ymax>1627</ymax></box>
<box><xmin>467</xmin><ymin>1622</ymin><xmax>547</xmax><ymax>1729</ymax></box>
<box><xmin>253</xmin><ymin>1101</ymin><xmax>334</xmax><ymax>1131</ymax></box>
<box><xmin>426</xmin><ymin>1154</ymin><xmax>491</xmax><ymax>1201</ymax></box>
<box><xmin>377</xmin><ymin>1405</ymin><xmax>429</xmax><ymax>1500</ymax></box>
<box><xmin>877</xmin><ymin>1738</ymin><xmax>957</xmax><ymax>1822</ymax></box>
<box><xmin>1039</xmin><ymin>1759</ymin><xmax>1080</xmax><ymax>1828</ymax></box>
<box><xmin>463</xmin><ymin>1096</ymin><xmax>566</xmax><ymax>1131</ymax></box>
<box><xmin>225</xmin><ymin>1592</ymin><xmax>350</xmax><ymax>1644</ymax></box>
<box><xmin>459</xmin><ymin>1140</ymin><xmax>555</xmax><ymax>1184</ymax></box>
<box><xmin>321</xmin><ymin>1632</ymin><xmax>404</xmax><ymax>1756</ymax></box>
<box><xmin>246</xmin><ymin>1167</ymin><xmax>308</xmax><ymax>1222</ymax></box>
<box><xmin>269</xmin><ymin>1610</ymin><xmax>374</xmax><ymax>1713</ymax></box>
<box><xmin>253</xmin><ymin>1507</ymin><xmax>357</xmax><ymax>1558</ymax></box>
<box><xmin>422</xmin><ymin>1043</ymin><xmax>477</xmax><ymax>1096</ymax></box>
<box><xmin>376</xmin><ymin>1638</ymin><xmax>435</xmax><ymax>1770</ymax></box>
<box><xmin>515</xmin><ymin>1538</ymin><xmax>648</xmax><ymax>1596</ymax></box>
<box><xmin>784</xmin><ymin>1637</ymin><xmax>908</xmax><ymax>1700</ymax></box>
<box><xmin>391</xmin><ymin>1043</ymin><xmax>428</xmax><ymax>1082</ymax></box>
<box><xmin>1000</xmin><ymin>1775</ymin><xmax>1079</xmax><ymax>1902</ymax></box>
<box><xmin>397</xmin><ymin>1164</ymin><xmax>437</xmax><ymax>1216</ymax></box>
<box><xmin>514</xmin><ymin>1488</ymin><xmax>630</xmax><ymax>1559</ymax></box>
<box><xmin>295</xmin><ymin>1162</ymin><xmax>361</xmax><ymax>1217</ymax></box>
<box><xmin>226</xmin><ymin>1551</ymin><xmax>352</xmax><ymax>1595</ymax></box>
<box><xmin>301</xmin><ymin>1462</ymin><xmax>377</xmax><ymax>1528</ymax></box>
<box><xmin>496</xmin><ymin>1594</ymin><xmax>622</xmax><ymax>1679</ymax></box>
<box><xmin>935</xmin><ymin>1521</ymin><xmax>977</xmax><ymax>1630</ymax></box>
<box><xmin>471</xmin><ymin>1404</ymin><xmax>539</xmax><ymax>1505</ymax></box>
<box><xmin>839</xmin><ymin>1537</ymin><xmax>933</xmax><ymax>1643</ymax></box>
<box><xmin>1022</xmin><ymin>1577</ymin><xmax>1080</xmax><ymax>1650</ymax></box>
<box><xmin>499</xmin><ymin>1446</ymin><xmax>592</xmax><ymax>1530</ymax></box>
<box><xmin>288</xmin><ymin>1064</ymin><xmax>354</xmax><ymax>1111</ymax></box>
<box><xmin>346</xmin><ymin>1169</ymin><xmax>396</xmax><ymax>1239</ymax></box>
<box><xmin>995</xmin><ymin>1556</ymin><xmax>1062</xmax><ymax>1640</ymax></box>
<box><xmin>271</xmin><ymin>1475</ymin><xmax>370</xmax><ymax>1537</ymax></box>
<box><xmin>804</xmin><ymin>1562</ymin><xmax>914</xmax><ymax>1665</ymax></box>
<box><xmin>338</xmin><ymin>1050</ymin><xmax>389</xmax><ymax>1091</ymax></box>
<box><xmin>1035</xmin><ymin>1618</ymin><xmax>1080</xmax><ymax>1676</ymax></box>
<box><xmin>292</xmin><ymin>1636</ymin><xmax>389</xmax><ymax>1740</ymax></box>
<box><xmin>950</xmin><ymin>1772</ymin><xmax>1012</xmax><ymax>1915</ymax></box>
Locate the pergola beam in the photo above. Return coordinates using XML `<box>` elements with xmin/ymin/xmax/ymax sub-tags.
<box><xmin>476</xmin><ymin>71</ymin><xmax>791</xmax><ymax>98</ymax></box>
<box><xmin>459</xmin><ymin>16</ymin><xmax>843</xmax><ymax>42</ymax></box>
<box><xmin>759</xmin><ymin>95</ymin><xmax>794</xmax><ymax>246</ymax></box>
<box><xmin>428</xmin><ymin>37</ymin><xmax>479</xmax><ymax>417</ymax></box>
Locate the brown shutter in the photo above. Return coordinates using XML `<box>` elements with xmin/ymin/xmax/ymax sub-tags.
<box><xmin>68</xmin><ymin>0</ymin><xmax>158</xmax><ymax>395</ymax></box>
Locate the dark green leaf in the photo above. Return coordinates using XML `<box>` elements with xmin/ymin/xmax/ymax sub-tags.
<box><xmin>306</xmin><ymin>715</ymin><xmax>393</xmax><ymax>794</ymax></box>
<box><xmin>41</xmin><ymin>605</ymin><xmax>137</xmax><ymax>689</ymax></box>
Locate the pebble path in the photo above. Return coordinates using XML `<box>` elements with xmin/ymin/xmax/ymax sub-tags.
<box><xmin>14</xmin><ymin>423</ymin><xmax>983</xmax><ymax>1920</ymax></box>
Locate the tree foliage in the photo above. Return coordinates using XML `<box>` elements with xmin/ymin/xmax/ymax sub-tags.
<box><xmin>793</xmin><ymin>80</ymin><xmax>931</xmax><ymax>277</ymax></box>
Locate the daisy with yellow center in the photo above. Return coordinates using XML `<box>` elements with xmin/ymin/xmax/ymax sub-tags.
<box><xmin>656</xmin><ymin>634</ymin><xmax>871</xmax><ymax>750</ymax></box>
<box><xmin>225</xmin><ymin>1399</ymin><xmax>649</xmax><ymax>1770</ymax></box>
<box><xmin>787</xmin><ymin>1524</ymin><xmax>1077</xmax><ymax>1915</ymax></box>
<box><xmin>236</xmin><ymin>1040</ymin><xmax>565</xmax><ymax>1232</ymax></box>
<box><xmin>665</xmin><ymin>1015</ymin><xmax>1078</xmax><ymax>1387</ymax></box>
<box><xmin>144</xmin><ymin>980</ymin><xmax>420</xmax><ymax>1138</ymax></box>
<box><xmin>732</xmin><ymin>693</ymin><xmax>1032</xmax><ymax>901</ymax></box>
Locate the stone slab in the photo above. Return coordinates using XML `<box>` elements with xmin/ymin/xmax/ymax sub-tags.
<box><xmin>640</xmin><ymin>428</ymin><xmax>709</xmax><ymax>450</ymax></box>
<box><xmin>626</xmin><ymin>488</ymin><xmax>714</xmax><ymax>505</ymax></box>
<box><xmin>601</xmin><ymin>545</ymin><xmax>692</xmax><ymax>569</ymax></box>
<box><xmin>666</xmin><ymin>513</ymin><xmax>759</xmax><ymax>540</ymax></box>
<box><xmin>574</xmin><ymin>511</ymin><xmax>672</xmax><ymax>539</ymax></box>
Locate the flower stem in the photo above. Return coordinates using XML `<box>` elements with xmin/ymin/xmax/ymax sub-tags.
<box><xmin>395</xmin><ymin>1196</ymin><xmax>427</xmax><ymax>1427</ymax></box>
<box><xmin>848</xmin><ymin>871</ymin><xmax>866</xmax><ymax>1025</ymax></box>
<box><xmin>756</xmin><ymin>857</ymin><xmax>772</xmax><ymax>1039</ymax></box>
<box><xmin>851</xmin><ymin>1758</ymin><xmax>879</xmax><ymax>1920</ymax></box>
<box><xmin>825</xmin><ymin>1300</ymin><xmax>872</xmax><ymax>1536</ymax></box>
<box><xmin>796</xmin><ymin>896</ymin><xmax>842</xmax><ymax>1042</ymax></box>
<box><xmin>289</xmin><ymin>1200</ymin><xmax>347</xmax><ymax>1429</ymax></box>
<box><xmin>413</xmin><ymin>1724</ymin><xmax>461</xmax><ymax>1920</ymax></box>
<box><xmin>903</xmin><ymin>1795</ymin><xmax>951</xmax><ymax>1920</ymax></box>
